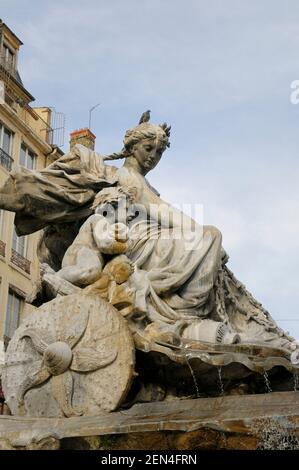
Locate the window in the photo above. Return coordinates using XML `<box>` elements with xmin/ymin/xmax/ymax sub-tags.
<box><xmin>0</xmin><ymin>123</ymin><xmax>13</xmax><ymax>155</ymax></box>
<box><xmin>5</xmin><ymin>290</ymin><xmax>22</xmax><ymax>340</ymax></box>
<box><xmin>3</xmin><ymin>44</ymin><xmax>15</xmax><ymax>73</ymax></box>
<box><xmin>20</xmin><ymin>143</ymin><xmax>36</xmax><ymax>170</ymax></box>
<box><xmin>0</xmin><ymin>210</ymin><xmax>4</xmax><ymax>239</ymax></box>
<box><xmin>0</xmin><ymin>123</ymin><xmax>13</xmax><ymax>171</ymax></box>
<box><xmin>11</xmin><ymin>228</ymin><xmax>30</xmax><ymax>273</ymax></box>
<box><xmin>12</xmin><ymin>228</ymin><xmax>27</xmax><ymax>257</ymax></box>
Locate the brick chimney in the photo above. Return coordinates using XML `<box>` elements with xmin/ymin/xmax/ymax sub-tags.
<box><xmin>69</xmin><ymin>128</ymin><xmax>96</xmax><ymax>151</ymax></box>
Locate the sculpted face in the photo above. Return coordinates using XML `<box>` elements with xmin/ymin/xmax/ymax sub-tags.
<box><xmin>131</xmin><ymin>137</ymin><xmax>166</xmax><ymax>174</ymax></box>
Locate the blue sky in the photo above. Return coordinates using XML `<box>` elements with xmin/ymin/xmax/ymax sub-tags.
<box><xmin>3</xmin><ymin>0</ymin><xmax>299</xmax><ymax>337</ymax></box>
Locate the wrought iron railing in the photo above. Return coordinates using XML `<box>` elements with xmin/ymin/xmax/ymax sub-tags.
<box><xmin>0</xmin><ymin>147</ymin><xmax>13</xmax><ymax>171</ymax></box>
<box><xmin>0</xmin><ymin>240</ymin><xmax>5</xmax><ymax>257</ymax></box>
<box><xmin>11</xmin><ymin>249</ymin><xmax>31</xmax><ymax>274</ymax></box>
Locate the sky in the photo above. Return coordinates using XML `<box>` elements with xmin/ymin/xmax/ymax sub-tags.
<box><xmin>3</xmin><ymin>0</ymin><xmax>299</xmax><ymax>337</ymax></box>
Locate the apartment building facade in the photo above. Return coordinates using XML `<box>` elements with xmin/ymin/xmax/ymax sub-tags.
<box><xmin>0</xmin><ymin>20</ymin><xmax>62</xmax><ymax>348</ymax></box>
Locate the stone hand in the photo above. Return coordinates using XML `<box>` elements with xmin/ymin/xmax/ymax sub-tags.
<box><xmin>94</xmin><ymin>219</ymin><xmax>129</xmax><ymax>254</ymax></box>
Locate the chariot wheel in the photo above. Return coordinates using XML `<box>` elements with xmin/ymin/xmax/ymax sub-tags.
<box><xmin>2</xmin><ymin>294</ymin><xmax>135</xmax><ymax>417</ymax></box>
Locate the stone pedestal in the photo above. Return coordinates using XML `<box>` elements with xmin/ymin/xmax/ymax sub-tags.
<box><xmin>1</xmin><ymin>391</ymin><xmax>299</xmax><ymax>450</ymax></box>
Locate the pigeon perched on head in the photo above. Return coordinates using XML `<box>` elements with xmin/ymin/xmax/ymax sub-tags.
<box><xmin>139</xmin><ymin>110</ymin><xmax>151</xmax><ymax>124</ymax></box>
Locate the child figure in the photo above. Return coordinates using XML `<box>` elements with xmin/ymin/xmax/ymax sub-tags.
<box><xmin>40</xmin><ymin>185</ymin><xmax>150</xmax><ymax>319</ymax></box>
<box><xmin>55</xmin><ymin>186</ymin><xmax>135</xmax><ymax>287</ymax></box>
<box><xmin>83</xmin><ymin>254</ymin><xmax>136</xmax><ymax>317</ymax></box>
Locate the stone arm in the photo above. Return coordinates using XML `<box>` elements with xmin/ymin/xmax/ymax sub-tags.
<box><xmin>56</xmin><ymin>215</ymin><xmax>104</xmax><ymax>287</ymax></box>
<box><xmin>138</xmin><ymin>181</ymin><xmax>201</xmax><ymax>233</ymax></box>
<box><xmin>117</xmin><ymin>168</ymin><xmax>202</xmax><ymax>233</ymax></box>
<box><xmin>53</xmin><ymin>214</ymin><xmax>130</xmax><ymax>288</ymax></box>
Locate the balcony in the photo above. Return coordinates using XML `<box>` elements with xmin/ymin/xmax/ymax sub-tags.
<box><xmin>0</xmin><ymin>54</ymin><xmax>17</xmax><ymax>79</ymax></box>
<box><xmin>0</xmin><ymin>147</ymin><xmax>13</xmax><ymax>171</ymax></box>
<box><xmin>11</xmin><ymin>249</ymin><xmax>31</xmax><ymax>274</ymax></box>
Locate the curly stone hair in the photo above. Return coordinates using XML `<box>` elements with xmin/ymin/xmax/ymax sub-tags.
<box><xmin>104</xmin><ymin>113</ymin><xmax>171</xmax><ymax>162</ymax></box>
<box><xmin>91</xmin><ymin>185</ymin><xmax>137</xmax><ymax>211</ymax></box>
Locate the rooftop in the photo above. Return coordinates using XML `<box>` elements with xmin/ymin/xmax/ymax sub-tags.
<box><xmin>0</xmin><ymin>19</ymin><xmax>23</xmax><ymax>46</ymax></box>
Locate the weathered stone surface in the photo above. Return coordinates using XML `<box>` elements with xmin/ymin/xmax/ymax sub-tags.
<box><xmin>2</xmin><ymin>294</ymin><xmax>135</xmax><ymax>418</ymax></box>
<box><xmin>1</xmin><ymin>110</ymin><xmax>299</xmax><ymax>437</ymax></box>
<box><xmin>224</xmin><ymin>435</ymin><xmax>258</xmax><ymax>450</ymax></box>
<box><xmin>174</xmin><ymin>429</ymin><xmax>221</xmax><ymax>450</ymax></box>
<box><xmin>0</xmin><ymin>436</ymin><xmax>60</xmax><ymax>450</ymax></box>
<box><xmin>1</xmin><ymin>392</ymin><xmax>299</xmax><ymax>449</ymax></box>
<box><xmin>0</xmin><ymin>438</ymin><xmax>15</xmax><ymax>450</ymax></box>
<box><xmin>60</xmin><ymin>430</ymin><xmax>259</xmax><ymax>450</ymax></box>
<box><xmin>61</xmin><ymin>435</ymin><xmax>102</xmax><ymax>450</ymax></box>
<box><xmin>26</xmin><ymin>437</ymin><xmax>61</xmax><ymax>451</ymax></box>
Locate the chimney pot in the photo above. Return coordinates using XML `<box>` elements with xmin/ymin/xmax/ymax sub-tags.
<box><xmin>70</xmin><ymin>128</ymin><xmax>96</xmax><ymax>150</ymax></box>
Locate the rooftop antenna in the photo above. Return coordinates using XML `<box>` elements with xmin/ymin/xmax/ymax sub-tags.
<box><xmin>89</xmin><ymin>103</ymin><xmax>101</xmax><ymax>130</ymax></box>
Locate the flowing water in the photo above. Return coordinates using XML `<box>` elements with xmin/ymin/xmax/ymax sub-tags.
<box><xmin>185</xmin><ymin>355</ymin><xmax>200</xmax><ymax>398</ymax></box>
<box><xmin>217</xmin><ymin>367</ymin><xmax>224</xmax><ymax>395</ymax></box>
<box><xmin>293</xmin><ymin>373</ymin><xmax>299</xmax><ymax>392</ymax></box>
<box><xmin>263</xmin><ymin>371</ymin><xmax>272</xmax><ymax>393</ymax></box>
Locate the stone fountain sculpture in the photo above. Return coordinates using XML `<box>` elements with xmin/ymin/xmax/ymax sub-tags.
<box><xmin>1</xmin><ymin>112</ymin><xmax>299</xmax><ymax>427</ymax></box>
